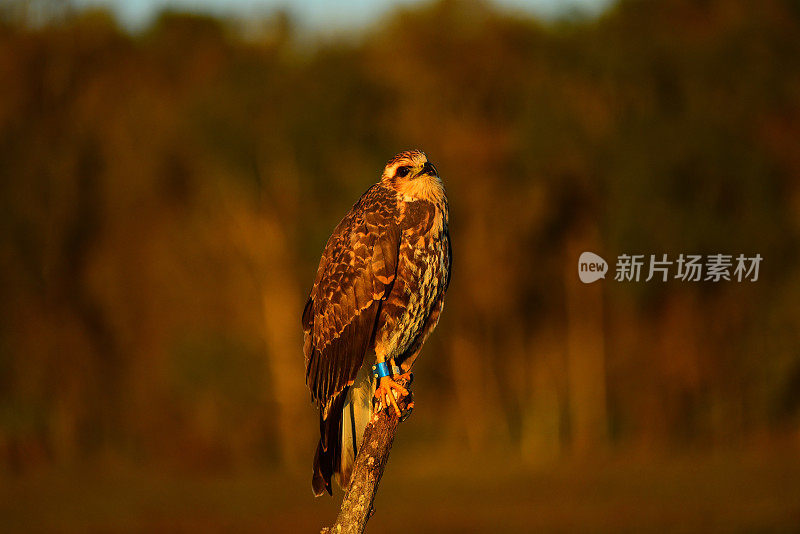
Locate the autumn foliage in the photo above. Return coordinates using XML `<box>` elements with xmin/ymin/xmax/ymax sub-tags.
<box><xmin>1</xmin><ymin>0</ymin><xmax>799</xmax><ymax>479</ymax></box>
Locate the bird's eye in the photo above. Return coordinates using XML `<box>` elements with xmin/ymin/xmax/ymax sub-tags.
<box><xmin>395</xmin><ymin>166</ymin><xmax>410</xmax><ymax>178</ymax></box>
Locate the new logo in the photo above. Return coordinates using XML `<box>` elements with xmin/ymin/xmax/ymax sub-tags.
<box><xmin>578</xmin><ymin>252</ymin><xmax>608</xmax><ymax>283</ymax></box>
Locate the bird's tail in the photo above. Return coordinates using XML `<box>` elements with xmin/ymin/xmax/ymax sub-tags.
<box><xmin>336</xmin><ymin>362</ymin><xmax>375</xmax><ymax>490</ymax></box>
<box><xmin>312</xmin><ymin>387</ymin><xmax>348</xmax><ymax>497</ymax></box>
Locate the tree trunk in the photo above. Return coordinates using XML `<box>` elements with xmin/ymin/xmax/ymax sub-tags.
<box><xmin>322</xmin><ymin>376</ymin><xmax>412</xmax><ymax>534</ymax></box>
<box><xmin>564</xmin><ymin>226</ymin><xmax>609</xmax><ymax>456</ymax></box>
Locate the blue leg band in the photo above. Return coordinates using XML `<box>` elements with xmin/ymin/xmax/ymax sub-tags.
<box><xmin>372</xmin><ymin>361</ymin><xmax>401</xmax><ymax>379</ymax></box>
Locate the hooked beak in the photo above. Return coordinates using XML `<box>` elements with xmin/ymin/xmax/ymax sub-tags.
<box><xmin>416</xmin><ymin>161</ymin><xmax>437</xmax><ymax>178</ymax></box>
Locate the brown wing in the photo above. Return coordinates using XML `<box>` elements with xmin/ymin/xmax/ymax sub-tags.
<box><xmin>303</xmin><ymin>184</ymin><xmax>400</xmax><ymax>415</ymax></box>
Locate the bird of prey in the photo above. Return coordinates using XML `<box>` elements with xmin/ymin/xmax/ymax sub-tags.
<box><xmin>302</xmin><ymin>150</ymin><xmax>451</xmax><ymax>496</ymax></box>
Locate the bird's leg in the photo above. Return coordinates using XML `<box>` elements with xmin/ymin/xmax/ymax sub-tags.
<box><xmin>375</xmin><ymin>376</ymin><xmax>408</xmax><ymax>417</ymax></box>
<box><xmin>390</xmin><ymin>361</ymin><xmax>415</xmax><ymax>421</ymax></box>
<box><xmin>394</xmin><ymin>363</ymin><xmax>415</xmax><ymax>422</ymax></box>
<box><xmin>373</xmin><ymin>356</ymin><xmax>409</xmax><ymax>417</ymax></box>
<box><xmin>392</xmin><ymin>359</ymin><xmax>413</xmax><ymax>385</ymax></box>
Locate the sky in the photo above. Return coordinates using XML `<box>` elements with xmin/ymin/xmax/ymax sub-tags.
<box><xmin>70</xmin><ymin>0</ymin><xmax>612</xmax><ymax>31</ymax></box>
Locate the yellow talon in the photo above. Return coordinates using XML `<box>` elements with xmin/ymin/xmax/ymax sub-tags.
<box><xmin>374</xmin><ymin>375</ymin><xmax>409</xmax><ymax>416</ymax></box>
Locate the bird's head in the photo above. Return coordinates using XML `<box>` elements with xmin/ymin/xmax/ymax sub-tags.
<box><xmin>380</xmin><ymin>150</ymin><xmax>445</xmax><ymax>204</ymax></box>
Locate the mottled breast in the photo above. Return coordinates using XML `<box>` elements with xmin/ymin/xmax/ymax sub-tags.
<box><xmin>380</xmin><ymin>198</ymin><xmax>449</xmax><ymax>358</ymax></box>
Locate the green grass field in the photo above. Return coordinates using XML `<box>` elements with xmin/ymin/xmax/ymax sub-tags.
<box><xmin>3</xmin><ymin>445</ymin><xmax>799</xmax><ymax>533</ymax></box>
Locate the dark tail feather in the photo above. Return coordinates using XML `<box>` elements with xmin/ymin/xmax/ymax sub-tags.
<box><xmin>312</xmin><ymin>440</ymin><xmax>332</xmax><ymax>496</ymax></box>
<box><xmin>312</xmin><ymin>386</ymin><xmax>349</xmax><ymax>497</ymax></box>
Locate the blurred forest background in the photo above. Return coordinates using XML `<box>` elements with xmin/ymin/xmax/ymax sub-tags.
<box><xmin>2</xmin><ymin>0</ymin><xmax>800</xmax><ymax>531</ymax></box>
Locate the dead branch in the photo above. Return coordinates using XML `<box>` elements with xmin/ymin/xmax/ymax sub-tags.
<box><xmin>321</xmin><ymin>376</ymin><xmax>412</xmax><ymax>534</ymax></box>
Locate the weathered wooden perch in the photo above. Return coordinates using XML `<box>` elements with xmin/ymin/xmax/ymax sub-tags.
<box><xmin>321</xmin><ymin>376</ymin><xmax>413</xmax><ymax>534</ymax></box>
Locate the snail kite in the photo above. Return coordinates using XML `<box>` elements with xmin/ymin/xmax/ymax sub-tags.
<box><xmin>302</xmin><ymin>150</ymin><xmax>451</xmax><ymax>496</ymax></box>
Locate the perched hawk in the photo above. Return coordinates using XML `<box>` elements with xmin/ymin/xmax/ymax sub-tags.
<box><xmin>302</xmin><ymin>150</ymin><xmax>451</xmax><ymax>496</ymax></box>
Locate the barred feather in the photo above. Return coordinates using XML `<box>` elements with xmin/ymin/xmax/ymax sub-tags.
<box><xmin>303</xmin><ymin>150</ymin><xmax>451</xmax><ymax>496</ymax></box>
